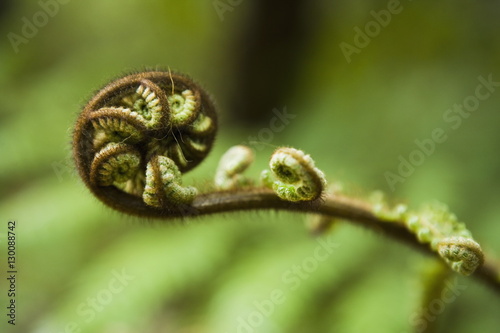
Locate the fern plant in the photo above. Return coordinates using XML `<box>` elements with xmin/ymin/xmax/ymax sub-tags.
<box><xmin>72</xmin><ymin>70</ymin><xmax>500</xmax><ymax>302</ymax></box>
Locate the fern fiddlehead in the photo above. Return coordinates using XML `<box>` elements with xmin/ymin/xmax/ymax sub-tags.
<box><xmin>72</xmin><ymin>70</ymin><xmax>499</xmax><ymax>293</ymax></box>
<box><xmin>73</xmin><ymin>71</ymin><xmax>217</xmax><ymax>215</ymax></box>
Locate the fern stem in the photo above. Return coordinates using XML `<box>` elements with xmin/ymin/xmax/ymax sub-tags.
<box><xmin>186</xmin><ymin>189</ymin><xmax>500</xmax><ymax>295</ymax></box>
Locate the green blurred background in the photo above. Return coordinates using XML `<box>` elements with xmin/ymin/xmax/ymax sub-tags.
<box><xmin>1</xmin><ymin>0</ymin><xmax>499</xmax><ymax>332</ymax></box>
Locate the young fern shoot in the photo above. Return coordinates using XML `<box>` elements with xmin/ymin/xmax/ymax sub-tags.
<box><xmin>73</xmin><ymin>69</ymin><xmax>499</xmax><ymax>294</ymax></box>
<box><xmin>73</xmin><ymin>71</ymin><xmax>217</xmax><ymax>216</ymax></box>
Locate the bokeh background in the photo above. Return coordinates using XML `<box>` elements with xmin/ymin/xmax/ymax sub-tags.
<box><xmin>1</xmin><ymin>0</ymin><xmax>500</xmax><ymax>332</ymax></box>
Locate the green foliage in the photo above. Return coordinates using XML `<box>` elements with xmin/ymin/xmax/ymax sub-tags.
<box><xmin>1</xmin><ymin>1</ymin><xmax>500</xmax><ymax>333</ymax></box>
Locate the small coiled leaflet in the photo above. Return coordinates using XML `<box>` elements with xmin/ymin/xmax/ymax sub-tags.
<box><xmin>261</xmin><ymin>147</ymin><xmax>327</xmax><ymax>202</ymax></box>
<box><xmin>437</xmin><ymin>237</ymin><xmax>484</xmax><ymax>276</ymax></box>
<box><xmin>214</xmin><ymin>145</ymin><xmax>255</xmax><ymax>190</ymax></box>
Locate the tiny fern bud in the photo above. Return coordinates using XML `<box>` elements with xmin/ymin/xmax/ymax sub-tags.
<box><xmin>261</xmin><ymin>147</ymin><xmax>327</xmax><ymax>202</ymax></box>
<box><xmin>90</xmin><ymin>143</ymin><xmax>142</xmax><ymax>188</ymax></box>
<box><xmin>402</xmin><ymin>203</ymin><xmax>484</xmax><ymax>275</ymax></box>
<box><xmin>437</xmin><ymin>237</ymin><xmax>484</xmax><ymax>276</ymax></box>
<box><xmin>143</xmin><ymin>156</ymin><xmax>198</xmax><ymax>207</ymax></box>
<box><xmin>214</xmin><ymin>145</ymin><xmax>254</xmax><ymax>190</ymax></box>
<box><xmin>167</xmin><ymin>89</ymin><xmax>199</xmax><ymax>126</ymax></box>
<box><xmin>73</xmin><ymin>70</ymin><xmax>217</xmax><ymax>216</ymax></box>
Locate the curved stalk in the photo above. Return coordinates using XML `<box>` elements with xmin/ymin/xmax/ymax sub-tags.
<box><xmin>186</xmin><ymin>189</ymin><xmax>499</xmax><ymax>294</ymax></box>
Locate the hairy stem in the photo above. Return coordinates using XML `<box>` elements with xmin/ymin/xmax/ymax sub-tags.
<box><xmin>190</xmin><ymin>188</ymin><xmax>500</xmax><ymax>295</ymax></box>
